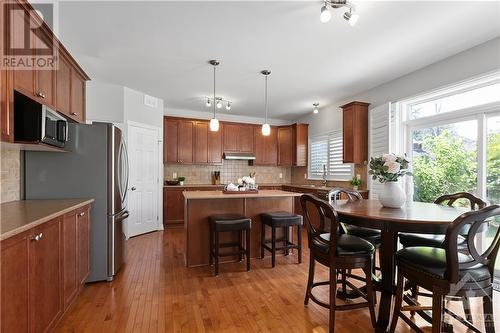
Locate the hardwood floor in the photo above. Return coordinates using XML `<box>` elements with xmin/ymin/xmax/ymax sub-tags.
<box><xmin>55</xmin><ymin>229</ymin><xmax>499</xmax><ymax>333</ymax></box>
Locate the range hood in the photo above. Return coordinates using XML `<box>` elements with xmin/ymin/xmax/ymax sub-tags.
<box><xmin>223</xmin><ymin>152</ymin><xmax>256</xmax><ymax>160</ymax></box>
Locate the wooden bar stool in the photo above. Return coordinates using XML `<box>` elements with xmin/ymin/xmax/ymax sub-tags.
<box><xmin>260</xmin><ymin>211</ymin><xmax>303</xmax><ymax>267</ymax></box>
<box><xmin>209</xmin><ymin>214</ymin><xmax>251</xmax><ymax>276</ymax></box>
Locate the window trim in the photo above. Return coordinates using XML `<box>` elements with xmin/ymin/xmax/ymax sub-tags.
<box><xmin>308</xmin><ymin>129</ymin><xmax>354</xmax><ymax>181</ymax></box>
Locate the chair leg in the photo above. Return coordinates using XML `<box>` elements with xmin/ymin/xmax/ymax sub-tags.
<box><xmin>410</xmin><ymin>285</ymin><xmax>419</xmax><ymax>316</ymax></box>
<box><xmin>238</xmin><ymin>230</ymin><xmax>243</xmax><ymax>262</ymax></box>
<box><xmin>284</xmin><ymin>226</ymin><xmax>289</xmax><ymax>255</ymax></box>
<box><xmin>260</xmin><ymin>223</ymin><xmax>265</xmax><ymax>259</ymax></box>
<box><xmin>364</xmin><ymin>262</ymin><xmax>376</xmax><ymax>328</ymax></box>
<box><xmin>329</xmin><ymin>264</ymin><xmax>337</xmax><ymax>333</ymax></box>
<box><xmin>304</xmin><ymin>254</ymin><xmax>315</xmax><ymax>305</ymax></box>
<box><xmin>483</xmin><ymin>293</ymin><xmax>495</xmax><ymax>333</ymax></box>
<box><xmin>246</xmin><ymin>229</ymin><xmax>251</xmax><ymax>272</ymax></box>
<box><xmin>389</xmin><ymin>271</ymin><xmax>405</xmax><ymax>333</ymax></box>
<box><xmin>432</xmin><ymin>292</ymin><xmax>444</xmax><ymax>333</ymax></box>
<box><xmin>214</xmin><ymin>231</ymin><xmax>219</xmax><ymax>276</ymax></box>
<box><xmin>341</xmin><ymin>269</ymin><xmax>347</xmax><ymax>296</ymax></box>
<box><xmin>271</xmin><ymin>226</ymin><xmax>276</xmax><ymax>268</ymax></box>
<box><xmin>297</xmin><ymin>225</ymin><xmax>302</xmax><ymax>264</ymax></box>
<box><xmin>209</xmin><ymin>225</ymin><xmax>213</xmax><ymax>266</ymax></box>
<box><xmin>462</xmin><ymin>296</ymin><xmax>473</xmax><ymax>324</ymax></box>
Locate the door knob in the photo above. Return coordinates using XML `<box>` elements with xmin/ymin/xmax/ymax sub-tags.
<box><xmin>131</xmin><ymin>186</ymin><xmax>137</xmax><ymax>191</ymax></box>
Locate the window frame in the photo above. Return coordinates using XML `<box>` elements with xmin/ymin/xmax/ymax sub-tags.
<box><xmin>308</xmin><ymin>129</ymin><xmax>354</xmax><ymax>181</ymax></box>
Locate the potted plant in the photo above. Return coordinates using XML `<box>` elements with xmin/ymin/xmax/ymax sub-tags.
<box><xmin>178</xmin><ymin>176</ymin><xmax>185</xmax><ymax>186</ymax></box>
<box><xmin>369</xmin><ymin>154</ymin><xmax>411</xmax><ymax>208</ymax></box>
<box><xmin>350</xmin><ymin>175</ymin><xmax>361</xmax><ymax>191</ymax></box>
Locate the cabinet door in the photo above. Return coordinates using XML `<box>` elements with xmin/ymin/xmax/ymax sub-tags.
<box><xmin>56</xmin><ymin>55</ymin><xmax>71</xmax><ymax>116</ymax></box>
<box><xmin>165</xmin><ymin>189</ymin><xmax>184</xmax><ymax>225</ymax></box>
<box><xmin>194</xmin><ymin>121</ymin><xmax>209</xmax><ymax>164</ymax></box>
<box><xmin>62</xmin><ymin>212</ymin><xmax>78</xmax><ymax>309</ymax></box>
<box><xmin>178</xmin><ymin>120</ymin><xmax>194</xmax><ymax>164</ymax></box>
<box><xmin>34</xmin><ymin>29</ymin><xmax>55</xmax><ymax>108</ymax></box>
<box><xmin>294</xmin><ymin>124</ymin><xmax>308</xmax><ymax>167</ymax></box>
<box><xmin>239</xmin><ymin>125</ymin><xmax>254</xmax><ymax>153</ymax></box>
<box><xmin>29</xmin><ymin>218</ymin><xmax>62</xmax><ymax>333</ymax></box>
<box><xmin>223</xmin><ymin>124</ymin><xmax>239</xmax><ymax>152</ymax></box>
<box><xmin>77</xmin><ymin>206</ymin><xmax>91</xmax><ymax>284</ymax></box>
<box><xmin>208</xmin><ymin>125</ymin><xmax>223</xmax><ymax>164</ymax></box>
<box><xmin>1</xmin><ymin>232</ymin><xmax>30</xmax><ymax>333</ymax></box>
<box><xmin>342</xmin><ymin>106</ymin><xmax>354</xmax><ymax>163</ymax></box>
<box><xmin>70</xmin><ymin>70</ymin><xmax>85</xmax><ymax>123</ymax></box>
<box><xmin>164</xmin><ymin>118</ymin><xmax>179</xmax><ymax>163</ymax></box>
<box><xmin>11</xmin><ymin>5</ymin><xmax>35</xmax><ymax>97</ymax></box>
<box><xmin>278</xmin><ymin>126</ymin><xmax>293</xmax><ymax>166</ymax></box>
<box><xmin>255</xmin><ymin>126</ymin><xmax>277</xmax><ymax>165</ymax></box>
<box><xmin>1</xmin><ymin>69</ymin><xmax>13</xmax><ymax>142</ymax></box>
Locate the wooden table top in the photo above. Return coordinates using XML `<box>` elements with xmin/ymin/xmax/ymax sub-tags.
<box><xmin>331</xmin><ymin>199</ymin><xmax>468</xmax><ymax>225</ymax></box>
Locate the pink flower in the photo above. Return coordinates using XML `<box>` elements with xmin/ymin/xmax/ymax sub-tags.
<box><xmin>382</xmin><ymin>154</ymin><xmax>397</xmax><ymax>162</ymax></box>
<box><xmin>384</xmin><ymin>161</ymin><xmax>401</xmax><ymax>173</ymax></box>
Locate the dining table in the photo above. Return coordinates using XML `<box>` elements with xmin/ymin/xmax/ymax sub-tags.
<box><xmin>331</xmin><ymin>199</ymin><xmax>469</xmax><ymax>333</ymax></box>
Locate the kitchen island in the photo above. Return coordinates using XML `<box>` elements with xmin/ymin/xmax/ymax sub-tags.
<box><xmin>183</xmin><ymin>190</ymin><xmax>302</xmax><ymax>267</ymax></box>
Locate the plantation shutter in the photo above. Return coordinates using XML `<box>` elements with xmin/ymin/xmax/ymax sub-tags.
<box><xmin>309</xmin><ymin>135</ymin><xmax>328</xmax><ymax>178</ymax></box>
<box><xmin>368</xmin><ymin>103</ymin><xmax>391</xmax><ymax>199</ymax></box>
<box><xmin>328</xmin><ymin>130</ymin><xmax>353</xmax><ymax>180</ymax></box>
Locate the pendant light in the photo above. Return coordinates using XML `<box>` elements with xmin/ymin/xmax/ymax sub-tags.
<box><xmin>261</xmin><ymin>70</ymin><xmax>271</xmax><ymax>136</ymax></box>
<box><xmin>209</xmin><ymin>60</ymin><xmax>220</xmax><ymax>132</ymax></box>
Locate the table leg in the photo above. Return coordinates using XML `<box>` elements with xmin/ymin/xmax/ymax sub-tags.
<box><xmin>375</xmin><ymin>230</ymin><xmax>397</xmax><ymax>333</ymax></box>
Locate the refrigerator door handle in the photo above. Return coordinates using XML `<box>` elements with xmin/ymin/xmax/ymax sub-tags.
<box><xmin>121</xmin><ymin>138</ymin><xmax>130</xmax><ymax>204</ymax></box>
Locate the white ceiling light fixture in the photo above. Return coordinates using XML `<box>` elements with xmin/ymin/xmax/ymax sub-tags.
<box><xmin>320</xmin><ymin>0</ymin><xmax>359</xmax><ymax>26</ymax></box>
<box><xmin>226</xmin><ymin>102</ymin><xmax>231</xmax><ymax>110</ymax></box>
<box><xmin>209</xmin><ymin>59</ymin><xmax>220</xmax><ymax>132</ymax></box>
<box><xmin>261</xmin><ymin>70</ymin><xmax>271</xmax><ymax>136</ymax></box>
<box><xmin>313</xmin><ymin>102</ymin><xmax>320</xmax><ymax>114</ymax></box>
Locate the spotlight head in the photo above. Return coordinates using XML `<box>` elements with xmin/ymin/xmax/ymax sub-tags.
<box><xmin>216</xmin><ymin>100</ymin><xmax>222</xmax><ymax>109</ymax></box>
<box><xmin>226</xmin><ymin>102</ymin><xmax>231</xmax><ymax>110</ymax></box>
<box><xmin>206</xmin><ymin>98</ymin><xmax>211</xmax><ymax>107</ymax></box>
<box><xmin>320</xmin><ymin>4</ymin><xmax>331</xmax><ymax>23</ymax></box>
<box><xmin>343</xmin><ymin>10</ymin><xmax>359</xmax><ymax>26</ymax></box>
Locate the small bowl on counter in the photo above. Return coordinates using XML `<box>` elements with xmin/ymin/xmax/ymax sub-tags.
<box><xmin>165</xmin><ymin>180</ymin><xmax>180</xmax><ymax>186</ymax></box>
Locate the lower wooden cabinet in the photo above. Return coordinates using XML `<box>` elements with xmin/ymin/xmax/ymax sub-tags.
<box><xmin>1</xmin><ymin>204</ymin><xmax>92</xmax><ymax>333</ymax></box>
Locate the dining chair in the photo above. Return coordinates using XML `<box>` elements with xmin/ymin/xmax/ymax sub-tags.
<box><xmin>398</xmin><ymin>192</ymin><xmax>487</xmax><ymax>321</ymax></box>
<box><xmin>389</xmin><ymin>204</ymin><xmax>500</xmax><ymax>333</ymax></box>
<box><xmin>300</xmin><ymin>194</ymin><xmax>376</xmax><ymax>332</ymax></box>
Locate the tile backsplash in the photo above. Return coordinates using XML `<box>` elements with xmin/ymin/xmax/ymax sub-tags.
<box><xmin>165</xmin><ymin>160</ymin><xmax>291</xmax><ymax>185</ymax></box>
<box><xmin>1</xmin><ymin>145</ymin><xmax>21</xmax><ymax>203</ymax></box>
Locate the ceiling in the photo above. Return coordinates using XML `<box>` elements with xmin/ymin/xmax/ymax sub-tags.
<box><xmin>58</xmin><ymin>1</ymin><xmax>500</xmax><ymax>120</ymax></box>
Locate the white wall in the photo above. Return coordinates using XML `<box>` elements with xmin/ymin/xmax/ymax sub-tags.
<box><xmin>86</xmin><ymin>81</ymin><xmax>125</xmax><ymax>123</ymax></box>
<box><xmin>298</xmin><ymin>37</ymin><xmax>500</xmax><ymax>135</ymax></box>
<box><xmin>125</xmin><ymin>87</ymin><xmax>164</xmax><ymax>129</ymax></box>
<box><xmin>165</xmin><ymin>107</ymin><xmax>290</xmax><ymax>126</ymax></box>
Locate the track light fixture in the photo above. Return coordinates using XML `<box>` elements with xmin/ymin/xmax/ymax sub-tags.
<box><xmin>320</xmin><ymin>0</ymin><xmax>359</xmax><ymax>26</ymax></box>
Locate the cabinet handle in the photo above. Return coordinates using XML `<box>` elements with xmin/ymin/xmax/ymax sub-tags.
<box><xmin>36</xmin><ymin>92</ymin><xmax>46</xmax><ymax>99</ymax></box>
<box><xmin>78</xmin><ymin>212</ymin><xmax>85</xmax><ymax>217</ymax></box>
<box><xmin>30</xmin><ymin>233</ymin><xmax>43</xmax><ymax>241</ymax></box>
<box><xmin>71</xmin><ymin>112</ymin><xmax>78</xmax><ymax>116</ymax></box>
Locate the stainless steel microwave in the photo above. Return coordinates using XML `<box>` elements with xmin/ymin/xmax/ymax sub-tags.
<box><xmin>14</xmin><ymin>91</ymin><xmax>68</xmax><ymax>148</ymax></box>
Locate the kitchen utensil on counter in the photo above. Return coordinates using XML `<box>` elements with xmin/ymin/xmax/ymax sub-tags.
<box><xmin>212</xmin><ymin>171</ymin><xmax>221</xmax><ymax>185</ymax></box>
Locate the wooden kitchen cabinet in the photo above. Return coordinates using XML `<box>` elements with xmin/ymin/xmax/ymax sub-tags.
<box><xmin>278</xmin><ymin>126</ymin><xmax>293</xmax><ymax>166</ymax></box>
<box><xmin>69</xmin><ymin>70</ymin><xmax>86</xmax><ymax>123</ymax></box>
<box><xmin>293</xmin><ymin>123</ymin><xmax>308</xmax><ymax>167</ymax></box>
<box><xmin>254</xmin><ymin>125</ymin><xmax>277</xmax><ymax>165</ymax></box>
<box><xmin>195</xmin><ymin>121</ymin><xmax>223</xmax><ymax>165</ymax></box>
<box><xmin>164</xmin><ymin>117</ymin><xmax>194</xmax><ymax>164</ymax></box>
<box><xmin>62</xmin><ymin>212</ymin><xmax>79</xmax><ymax>309</ymax></box>
<box><xmin>341</xmin><ymin>101</ymin><xmax>369</xmax><ymax>164</ymax></box>
<box><xmin>1</xmin><ymin>69</ymin><xmax>13</xmax><ymax>142</ymax></box>
<box><xmin>178</xmin><ymin>120</ymin><xmax>194</xmax><ymax>164</ymax></box>
<box><xmin>30</xmin><ymin>218</ymin><xmax>62</xmax><ymax>333</ymax></box>
<box><xmin>56</xmin><ymin>54</ymin><xmax>72</xmax><ymax>116</ymax></box>
<box><xmin>164</xmin><ymin>187</ymin><xmax>185</xmax><ymax>226</ymax></box>
<box><xmin>77</xmin><ymin>206</ymin><xmax>91</xmax><ymax>284</ymax></box>
<box><xmin>164</xmin><ymin>117</ymin><xmax>179</xmax><ymax>163</ymax></box>
<box><xmin>33</xmin><ymin>28</ymin><xmax>56</xmax><ymax>108</ymax></box>
<box><xmin>223</xmin><ymin>123</ymin><xmax>254</xmax><ymax>154</ymax></box>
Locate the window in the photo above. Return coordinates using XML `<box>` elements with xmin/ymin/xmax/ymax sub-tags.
<box><xmin>309</xmin><ymin>130</ymin><xmax>353</xmax><ymax>181</ymax></box>
<box><xmin>398</xmin><ymin>72</ymin><xmax>500</xmax><ymax>284</ymax></box>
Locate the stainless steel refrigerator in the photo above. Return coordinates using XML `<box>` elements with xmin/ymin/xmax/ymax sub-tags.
<box><xmin>24</xmin><ymin>122</ymin><xmax>129</xmax><ymax>282</ymax></box>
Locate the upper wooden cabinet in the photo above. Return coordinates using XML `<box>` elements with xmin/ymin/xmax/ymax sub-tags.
<box><xmin>194</xmin><ymin>121</ymin><xmax>223</xmax><ymax>165</ymax></box>
<box><xmin>278</xmin><ymin>124</ymin><xmax>308</xmax><ymax>167</ymax></box>
<box><xmin>223</xmin><ymin>123</ymin><xmax>254</xmax><ymax>153</ymax></box>
<box><xmin>163</xmin><ymin>117</ymin><xmax>194</xmax><ymax>164</ymax></box>
<box><xmin>341</xmin><ymin>101</ymin><xmax>369</xmax><ymax>164</ymax></box>
<box><xmin>1</xmin><ymin>0</ymin><xmax>90</xmax><ymax>144</ymax></box>
<box><xmin>255</xmin><ymin>126</ymin><xmax>277</xmax><ymax>165</ymax></box>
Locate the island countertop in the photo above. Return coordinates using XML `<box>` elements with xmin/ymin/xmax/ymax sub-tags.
<box><xmin>183</xmin><ymin>189</ymin><xmax>302</xmax><ymax>200</ymax></box>
<box><xmin>0</xmin><ymin>199</ymin><xmax>94</xmax><ymax>241</ymax></box>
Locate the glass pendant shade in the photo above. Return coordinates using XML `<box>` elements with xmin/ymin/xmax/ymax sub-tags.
<box><xmin>210</xmin><ymin>118</ymin><xmax>219</xmax><ymax>132</ymax></box>
<box><xmin>262</xmin><ymin>123</ymin><xmax>271</xmax><ymax>136</ymax></box>
<box><xmin>320</xmin><ymin>5</ymin><xmax>331</xmax><ymax>23</ymax></box>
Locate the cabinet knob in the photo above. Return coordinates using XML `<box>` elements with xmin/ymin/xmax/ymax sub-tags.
<box><xmin>30</xmin><ymin>233</ymin><xmax>43</xmax><ymax>241</ymax></box>
<box><xmin>78</xmin><ymin>212</ymin><xmax>85</xmax><ymax>217</ymax></box>
<box><xmin>36</xmin><ymin>92</ymin><xmax>46</xmax><ymax>99</ymax></box>
<box><xmin>71</xmin><ymin>112</ymin><xmax>78</xmax><ymax>116</ymax></box>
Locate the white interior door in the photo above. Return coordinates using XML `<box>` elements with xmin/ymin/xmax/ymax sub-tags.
<box><xmin>127</xmin><ymin>123</ymin><xmax>159</xmax><ymax>237</ymax></box>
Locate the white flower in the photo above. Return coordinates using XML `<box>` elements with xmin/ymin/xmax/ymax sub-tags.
<box><xmin>384</xmin><ymin>161</ymin><xmax>401</xmax><ymax>173</ymax></box>
<box><xmin>237</xmin><ymin>178</ymin><xmax>243</xmax><ymax>185</ymax></box>
<box><xmin>382</xmin><ymin>153</ymin><xmax>397</xmax><ymax>162</ymax></box>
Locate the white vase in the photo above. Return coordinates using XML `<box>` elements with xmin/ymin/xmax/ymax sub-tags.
<box><xmin>379</xmin><ymin>181</ymin><xmax>406</xmax><ymax>208</ymax></box>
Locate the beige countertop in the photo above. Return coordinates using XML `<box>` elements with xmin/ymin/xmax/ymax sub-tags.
<box><xmin>164</xmin><ymin>183</ymin><xmax>287</xmax><ymax>188</ymax></box>
<box><xmin>166</xmin><ymin>183</ymin><xmax>368</xmax><ymax>192</ymax></box>
<box><xmin>0</xmin><ymin>199</ymin><xmax>94</xmax><ymax>241</ymax></box>
<box><xmin>183</xmin><ymin>190</ymin><xmax>301</xmax><ymax>200</ymax></box>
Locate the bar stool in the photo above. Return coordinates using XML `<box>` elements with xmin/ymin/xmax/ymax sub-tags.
<box><xmin>260</xmin><ymin>211</ymin><xmax>303</xmax><ymax>267</ymax></box>
<box><xmin>209</xmin><ymin>214</ymin><xmax>251</xmax><ymax>276</ymax></box>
